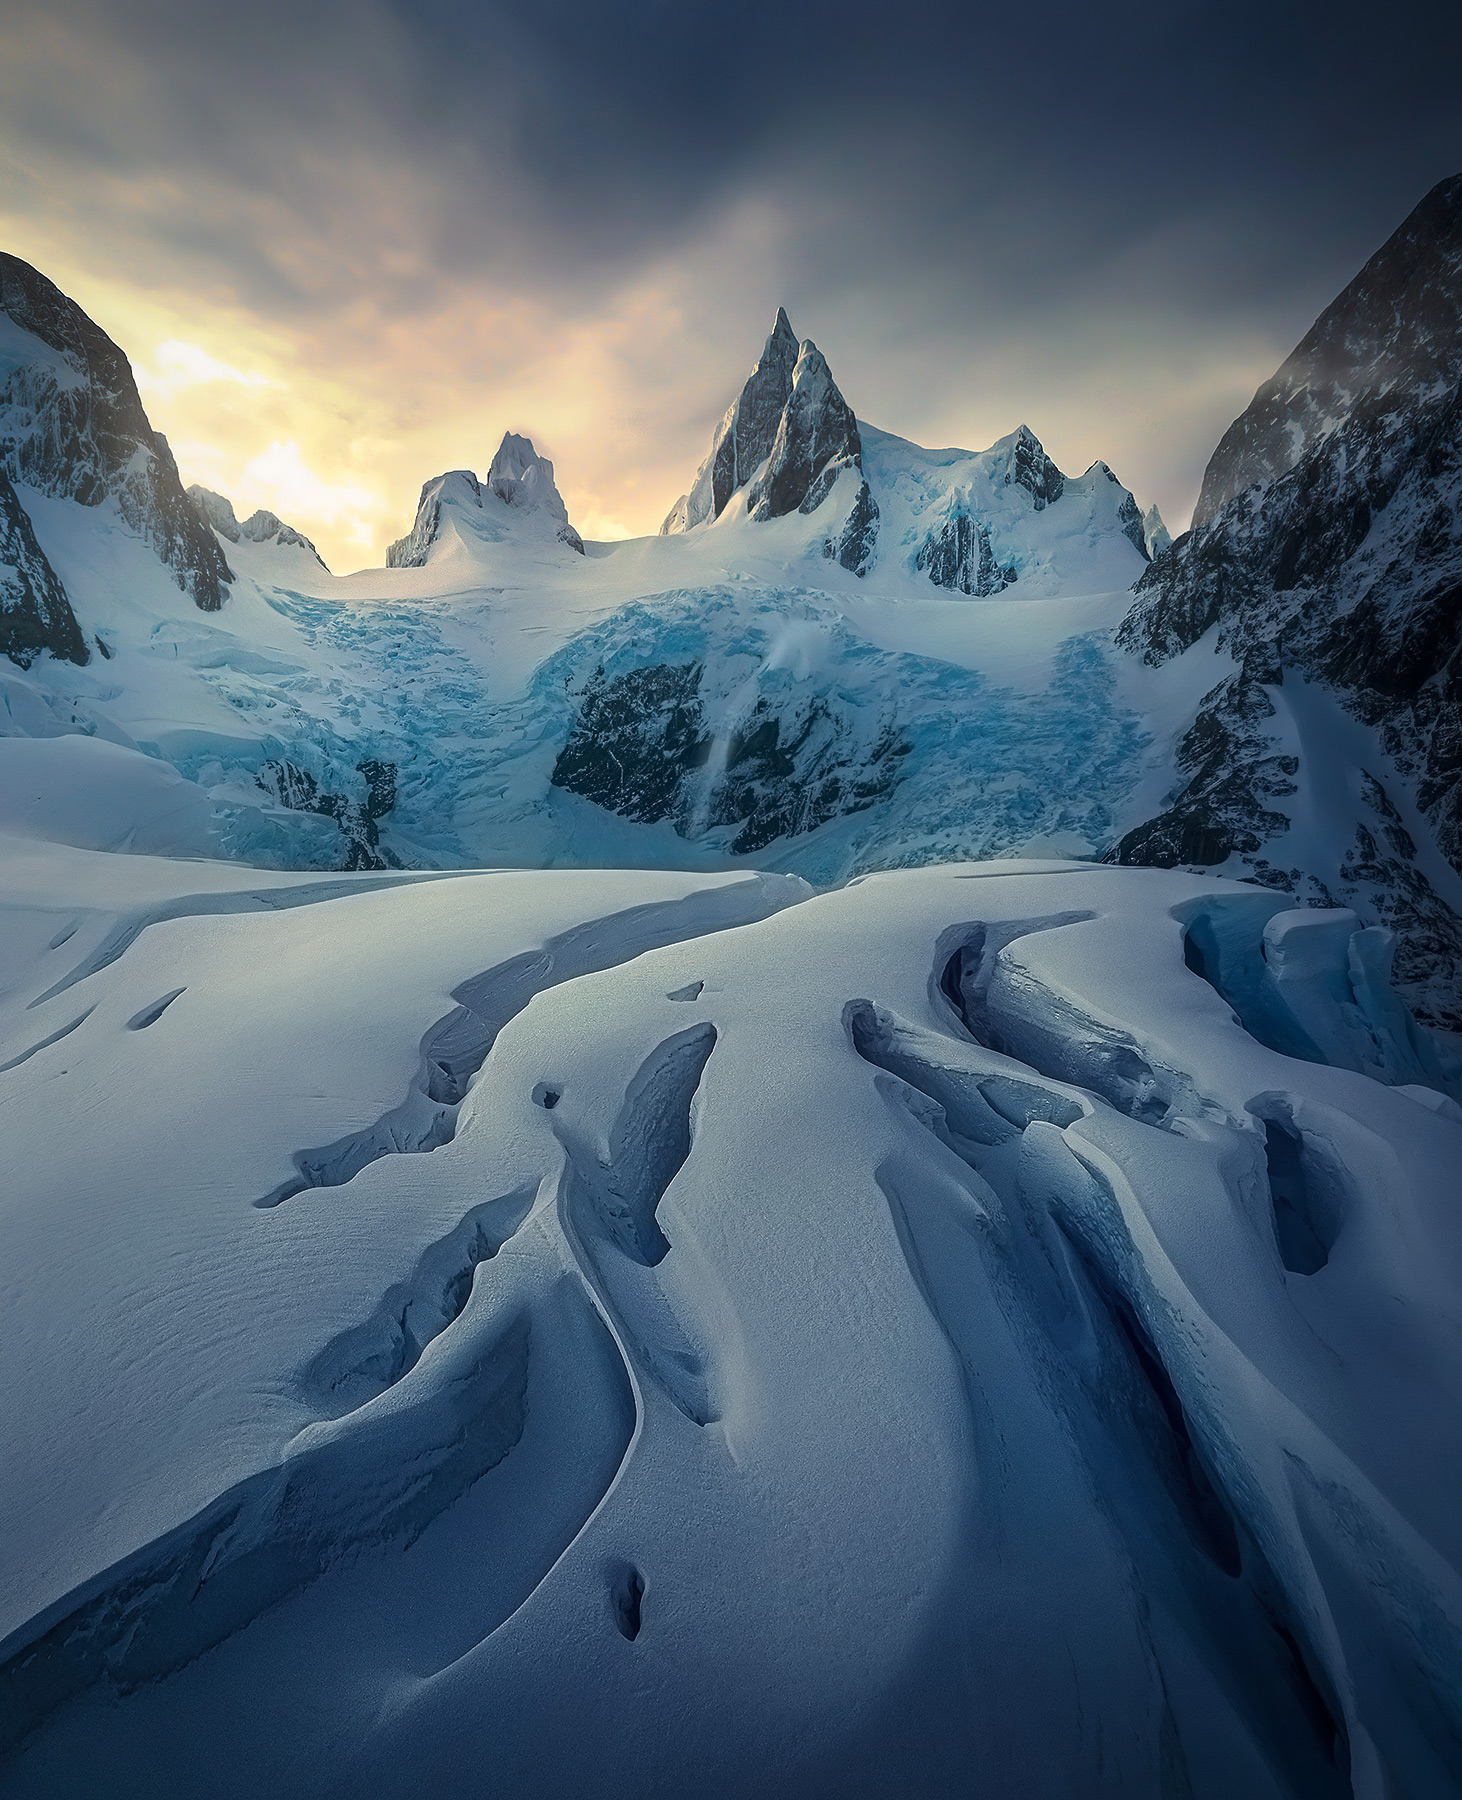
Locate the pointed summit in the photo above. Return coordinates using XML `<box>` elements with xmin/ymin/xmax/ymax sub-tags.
<box><xmin>663</xmin><ymin>308</ymin><xmax>801</xmax><ymax>534</ymax></box>
<box><xmin>660</xmin><ymin>311</ymin><xmax>879</xmax><ymax>573</ymax></box>
<box><xmin>485</xmin><ymin>432</ymin><xmax>583</xmax><ymax>550</ymax></box>
<box><xmin>1194</xmin><ymin>171</ymin><xmax>1462</xmax><ymax>526</ymax></box>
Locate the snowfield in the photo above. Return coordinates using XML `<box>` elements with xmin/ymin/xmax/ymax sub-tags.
<box><xmin>2</xmin><ymin>839</ymin><xmax>1460</xmax><ymax>1797</ymax></box>
<box><xmin>5</xmin><ymin>204</ymin><xmax>1462</xmax><ymax>1797</ymax></box>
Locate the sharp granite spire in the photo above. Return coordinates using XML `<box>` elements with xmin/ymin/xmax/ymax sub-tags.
<box><xmin>661</xmin><ymin>308</ymin><xmax>879</xmax><ymax>574</ymax></box>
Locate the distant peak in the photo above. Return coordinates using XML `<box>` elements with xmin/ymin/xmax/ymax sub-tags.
<box><xmin>486</xmin><ymin>431</ymin><xmax>543</xmax><ymax>491</ymax></box>
<box><xmin>387</xmin><ymin>437</ymin><xmax>583</xmax><ymax>566</ymax></box>
<box><xmin>187</xmin><ymin>484</ymin><xmax>328</xmax><ymax>568</ymax></box>
<box><xmin>484</xmin><ymin>432</ymin><xmax>583</xmax><ymax>551</ymax></box>
<box><xmin>770</xmin><ymin>306</ymin><xmax>798</xmax><ymax>346</ymax></box>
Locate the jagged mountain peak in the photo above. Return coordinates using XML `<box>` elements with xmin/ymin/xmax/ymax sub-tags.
<box><xmin>0</xmin><ymin>253</ymin><xmax>233</xmax><ymax>611</ymax></box>
<box><xmin>188</xmin><ymin>485</ymin><xmax>329</xmax><ymax>570</ymax></box>
<box><xmin>662</xmin><ymin>307</ymin><xmax>805</xmax><ymax>535</ymax></box>
<box><xmin>387</xmin><ymin>433</ymin><xmax>583</xmax><ymax>568</ymax></box>
<box><xmin>1195</xmin><ymin>171</ymin><xmax>1462</xmax><ymax>526</ymax></box>
<box><xmin>484</xmin><ymin>431</ymin><xmax>581</xmax><ymax>550</ymax></box>
<box><xmin>660</xmin><ymin>309</ymin><xmax>879</xmax><ymax>573</ymax></box>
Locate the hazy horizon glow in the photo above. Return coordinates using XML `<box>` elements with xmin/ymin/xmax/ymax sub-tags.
<box><xmin>4</xmin><ymin>1</ymin><xmax>1460</xmax><ymax>572</ymax></box>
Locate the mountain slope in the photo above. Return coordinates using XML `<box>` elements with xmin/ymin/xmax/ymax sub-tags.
<box><xmin>0</xmin><ymin>466</ymin><xmax>88</xmax><ymax>667</ymax></box>
<box><xmin>1113</xmin><ymin>174</ymin><xmax>1462</xmax><ymax>1028</ymax></box>
<box><xmin>0</xmin><ymin>255</ymin><xmax>233</xmax><ymax>611</ymax></box>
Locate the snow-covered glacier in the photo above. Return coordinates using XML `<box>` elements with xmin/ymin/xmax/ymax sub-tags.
<box><xmin>4</xmin><ymin>178</ymin><xmax>1462</xmax><ymax>1799</ymax></box>
<box><xmin>1</xmin><ymin>841</ymin><xmax>1460</xmax><ymax>1797</ymax></box>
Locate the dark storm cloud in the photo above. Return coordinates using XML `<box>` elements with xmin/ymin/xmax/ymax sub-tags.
<box><xmin>3</xmin><ymin>0</ymin><xmax>1460</xmax><ymax>555</ymax></box>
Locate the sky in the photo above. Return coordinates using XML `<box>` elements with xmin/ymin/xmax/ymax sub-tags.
<box><xmin>2</xmin><ymin>0</ymin><xmax>1460</xmax><ymax>573</ymax></box>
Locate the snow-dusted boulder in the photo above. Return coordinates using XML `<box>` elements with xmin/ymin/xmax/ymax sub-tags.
<box><xmin>0</xmin><ymin>254</ymin><xmax>233</xmax><ymax>611</ymax></box>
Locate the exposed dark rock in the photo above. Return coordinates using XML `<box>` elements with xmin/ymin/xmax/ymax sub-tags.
<box><xmin>256</xmin><ymin>759</ymin><xmax>401</xmax><ymax>871</ymax></box>
<box><xmin>711</xmin><ymin>696</ymin><xmax>909</xmax><ymax>852</ymax></box>
<box><xmin>1114</xmin><ymin>174</ymin><xmax>1462</xmax><ymax>1024</ymax></box>
<box><xmin>663</xmin><ymin>309</ymin><xmax>801</xmax><ymax>534</ymax></box>
<box><xmin>915</xmin><ymin>512</ymin><xmax>1018</xmax><ymax>597</ymax></box>
<box><xmin>0</xmin><ymin>465</ymin><xmax>88</xmax><ymax>667</ymax></box>
<box><xmin>661</xmin><ymin>311</ymin><xmax>880</xmax><ymax>574</ymax></box>
<box><xmin>1005</xmin><ymin>424</ymin><xmax>1066</xmax><ymax>509</ymax></box>
<box><xmin>551</xmin><ymin>661</ymin><xmax>910</xmax><ymax>855</ymax></box>
<box><xmin>357</xmin><ymin>758</ymin><xmax>397</xmax><ymax>820</ymax></box>
<box><xmin>1195</xmin><ymin>174</ymin><xmax>1462</xmax><ymax>527</ymax></box>
<box><xmin>1109</xmin><ymin>667</ymin><xmax>1297</xmax><ymax>872</ymax></box>
<box><xmin>0</xmin><ymin>254</ymin><xmax>233</xmax><ymax>611</ymax></box>
<box><xmin>188</xmin><ymin>486</ymin><xmax>329</xmax><ymax>570</ymax></box>
<box><xmin>827</xmin><ymin>475</ymin><xmax>880</xmax><ymax>576</ymax></box>
<box><xmin>550</xmin><ymin>663</ymin><xmax>711</xmax><ymax>824</ymax></box>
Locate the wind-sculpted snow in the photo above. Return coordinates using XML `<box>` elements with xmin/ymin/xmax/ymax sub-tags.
<box><xmin>1</xmin><ymin>851</ymin><xmax>1460</xmax><ymax>1796</ymax></box>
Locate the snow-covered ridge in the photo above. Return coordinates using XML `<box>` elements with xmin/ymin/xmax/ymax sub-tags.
<box><xmin>658</xmin><ymin>308</ymin><xmax>1149</xmax><ymax>594</ymax></box>
<box><xmin>188</xmin><ymin>485</ymin><xmax>329</xmax><ymax>569</ymax></box>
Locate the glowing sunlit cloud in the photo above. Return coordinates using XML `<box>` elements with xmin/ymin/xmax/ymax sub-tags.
<box><xmin>134</xmin><ymin>339</ymin><xmax>277</xmax><ymax>398</ymax></box>
<box><xmin>239</xmin><ymin>440</ymin><xmax>380</xmax><ymax>533</ymax></box>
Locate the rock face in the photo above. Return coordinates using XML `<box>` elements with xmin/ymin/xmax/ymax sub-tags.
<box><xmin>0</xmin><ymin>466</ymin><xmax>88</xmax><ymax>667</ymax></box>
<box><xmin>1112</xmin><ymin>173</ymin><xmax>1462</xmax><ymax>1026</ymax></box>
<box><xmin>551</xmin><ymin>658</ymin><xmax>909</xmax><ymax>854</ymax></box>
<box><xmin>188</xmin><ymin>487</ymin><xmax>329</xmax><ymax>569</ymax></box>
<box><xmin>0</xmin><ymin>254</ymin><xmax>233</xmax><ymax>611</ymax></box>
<box><xmin>1005</xmin><ymin>422</ymin><xmax>1066</xmax><ymax>508</ymax></box>
<box><xmin>666</xmin><ymin>309</ymin><xmax>802</xmax><ymax>534</ymax></box>
<box><xmin>387</xmin><ymin>432</ymin><xmax>582</xmax><ymax>567</ymax></box>
<box><xmin>914</xmin><ymin>511</ymin><xmax>1018</xmax><ymax>596</ymax></box>
<box><xmin>255</xmin><ymin>757</ymin><xmax>401</xmax><ymax>870</ymax></box>
<box><xmin>661</xmin><ymin>310</ymin><xmax>880</xmax><ymax>575</ymax></box>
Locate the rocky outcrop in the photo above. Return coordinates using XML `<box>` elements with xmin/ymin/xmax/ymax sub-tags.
<box><xmin>914</xmin><ymin>512</ymin><xmax>1018</xmax><ymax>597</ymax></box>
<box><xmin>188</xmin><ymin>487</ymin><xmax>329</xmax><ymax>569</ymax></box>
<box><xmin>551</xmin><ymin>660</ymin><xmax>910</xmax><ymax>855</ymax></box>
<box><xmin>1004</xmin><ymin>423</ymin><xmax>1065</xmax><ymax>509</ymax></box>
<box><xmin>256</xmin><ymin>757</ymin><xmax>401</xmax><ymax>870</ymax></box>
<box><xmin>0</xmin><ymin>466</ymin><xmax>88</xmax><ymax>667</ymax></box>
<box><xmin>0</xmin><ymin>254</ymin><xmax>233</xmax><ymax>611</ymax></box>
<box><xmin>1112</xmin><ymin>173</ymin><xmax>1462</xmax><ymax>1026</ymax></box>
<box><xmin>388</xmin><ymin>433</ymin><xmax>582</xmax><ymax>567</ymax></box>
<box><xmin>661</xmin><ymin>311</ymin><xmax>879</xmax><ymax>575</ymax></box>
